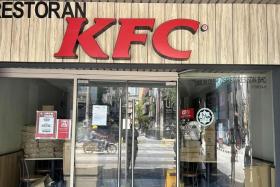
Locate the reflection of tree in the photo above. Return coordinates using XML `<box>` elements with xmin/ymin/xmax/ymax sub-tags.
<box><xmin>135</xmin><ymin>100</ymin><xmax>150</xmax><ymax>133</ymax></box>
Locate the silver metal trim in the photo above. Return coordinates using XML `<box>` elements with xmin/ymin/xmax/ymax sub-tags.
<box><xmin>70</xmin><ymin>78</ymin><xmax>78</xmax><ymax>187</ymax></box>
<box><xmin>118</xmin><ymin>98</ymin><xmax>122</xmax><ymax>187</ymax></box>
<box><xmin>176</xmin><ymin>77</ymin><xmax>180</xmax><ymax>187</ymax></box>
<box><xmin>132</xmin><ymin>99</ymin><xmax>135</xmax><ymax>187</ymax></box>
<box><xmin>125</xmin><ymin>83</ymin><xmax>129</xmax><ymax>185</ymax></box>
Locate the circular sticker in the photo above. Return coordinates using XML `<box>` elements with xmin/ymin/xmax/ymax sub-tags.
<box><xmin>196</xmin><ymin>108</ymin><xmax>214</xmax><ymax>127</ymax></box>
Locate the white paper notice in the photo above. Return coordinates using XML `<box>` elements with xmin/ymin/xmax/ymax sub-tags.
<box><xmin>92</xmin><ymin>105</ymin><xmax>107</xmax><ymax>126</ymax></box>
<box><xmin>38</xmin><ymin>116</ymin><xmax>55</xmax><ymax>134</ymax></box>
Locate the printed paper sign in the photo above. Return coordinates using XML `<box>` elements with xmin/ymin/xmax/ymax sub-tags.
<box><xmin>35</xmin><ymin>111</ymin><xmax>57</xmax><ymax>139</ymax></box>
<box><xmin>92</xmin><ymin>105</ymin><xmax>107</xmax><ymax>126</ymax></box>
<box><xmin>57</xmin><ymin>119</ymin><xmax>71</xmax><ymax>140</ymax></box>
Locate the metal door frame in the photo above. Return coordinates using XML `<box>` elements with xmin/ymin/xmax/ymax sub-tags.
<box><xmin>0</xmin><ymin>68</ymin><xmax>179</xmax><ymax>187</ymax></box>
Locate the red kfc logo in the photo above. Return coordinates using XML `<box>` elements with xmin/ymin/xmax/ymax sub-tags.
<box><xmin>54</xmin><ymin>18</ymin><xmax>200</xmax><ymax>60</ymax></box>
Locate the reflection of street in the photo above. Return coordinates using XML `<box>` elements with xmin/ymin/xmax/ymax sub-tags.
<box><xmin>75</xmin><ymin>135</ymin><xmax>176</xmax><ymax>170</ymax></box>
<box><xmin>217</xmin><ymin>145</ymin><xmax>244</xmax><ymax>186</ymax></box>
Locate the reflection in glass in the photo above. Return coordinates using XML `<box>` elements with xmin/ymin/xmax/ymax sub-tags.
<box><xmin>179</xmin><ymin>73</ymin><xmax>275</xmax><ymax>187</ymax></box>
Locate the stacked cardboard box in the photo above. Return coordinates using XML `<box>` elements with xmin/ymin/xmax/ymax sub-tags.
<box><xmin>21</xmin><ymin>125</ymin><xmax>63</xmax><ymax>158</ymax></box>
<box><xmin>202</xmin><ymin>125</ymin><xmax>216</xmax><ymax>161</ymax></box>
<box><xmin>180</xmin><ymin>140</ymin><xmax>202</xmax><ymax>162</ymax></box>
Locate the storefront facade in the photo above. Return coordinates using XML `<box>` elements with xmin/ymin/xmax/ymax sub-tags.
<box><xmin>0</xmin><ymin>1</ymin><xmax>279</xmax><ymax>187</ymax></box>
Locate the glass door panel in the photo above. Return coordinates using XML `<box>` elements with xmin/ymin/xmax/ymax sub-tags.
<box><xmin>75</xmin><ymin>80</ymin><xmax>126</xmax><ymax>187</ymax></box>
<box><xmin>125</xmin><ymin>82</ymin><xmax>177</xmax><ymax>187</ymax></box>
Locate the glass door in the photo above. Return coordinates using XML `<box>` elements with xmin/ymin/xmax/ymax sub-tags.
<box><xmin>74</xmin><ymin>80</ymin><xmax>177</xmax><ymax>187</ymax></box>
<box><xmin>75</xmin><ymin>80</ymin><xmax>126</xmax><ymax>187</ymax></box>
<box><xmin>124</xmin><ymin>82</ymin><xmax>177</xmax><ymax>187</ymax></box>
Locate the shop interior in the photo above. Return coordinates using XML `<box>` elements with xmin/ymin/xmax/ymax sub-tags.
<box><xmin>0</xmin><ymin>72</ymin><xmax>276</xmax><ymax>187</ymax></box>
<box><xmin>177</xmin><ymin>72</ymin><xmax>275</xmax><ymax>187</ymax></box>
<box><xmin>0</xmin><ymin>77</ymin><xmax>73</xmax><ymax>187</ymax></box>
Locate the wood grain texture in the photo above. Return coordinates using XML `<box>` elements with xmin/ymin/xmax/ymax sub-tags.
<box><xmin>63</xmin><ymin>2</ymin><xmax>80</xmax><ymax>63</ymax></box>
<box><xmin>148</xmin><ymin>3</ymin><xmax>165</xmax><ymax>64</ymax></box>
<box><xmin>216</xmin><ymin>4</ymin><xmax>233</xmax><ymax>64</ymax></box>
<box><xmin>96</xmin><ymin>2</ymin><xmax>115</xmax><ymax>63</ymax></box>
<box><xmin>79</xmin><ymin>2</ymin><xmax>98</xmax><ymax>63</ymax></box>
<box><xmin>267</xmin><ymin>4</ymin><xmax>280</xmax><ymax>64</ymax></box>
<box><xmin>114</xmin><ymin>3</ymin><xmax>132</xmax><ymax>64</ymax></box>
<box><xmin>164</xmin><ymin>3</ymin><xmax>182</xmax><ymax>64</ymax></box>
<box><xmin>0</xmin><ymin>151</ymin><xmax>22</xmax><ymax>187</ymax></box>
<box><xmin>233</xmin><ymin>4</ymin><xmax>250</xmax><ymax>64</ymax></box>
<box><xmin>11</xmin><ymin>5</ymin><xmax>29</xmax><ymax>62</ymax></box>
<box><xmin>28</xmin><ymin>3</ymin><xmax>46</xmax><ymax>62</ymax></box>
<box><xmin>131</xmin><ymin>3</ymin><xmax>149</xmax><ymax>64</ymax></box>
<box><xmin>181</xmin><ymin>4</ymin><xmax>199</xmax><ymax>64</ymax></box>
<box><xmin>0</xmin><ymin>18</ymin><xmax>13</xmax><ymax>62</ymax></box>
<box><xmin>45</xmin><ymin>2</ymin><xmax>64</xmax><ymax>63</ymax></box>
<box><xmin>250</xmin><ymin>4</ymin><xmax>267</xmax><ymax>64</ymax></box>
<box><xmin>198</xmin><ymin>4</ymin><xmax>216</xmax><ymax>64</ymax></box>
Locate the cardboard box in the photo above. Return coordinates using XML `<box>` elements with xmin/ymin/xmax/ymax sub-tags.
<box><xmin>181</xmin><ymin>146</ymin><xmax>201</xmax><ymax>153</ymax></box>
<box><xmin>63</xmin><ymin>141</ymin><xmax>71</xmax><ymax>175</ymax></box>
<box><xmin>245</xmin><ymin>165</ymin><xmax>271</xmax><ymax>187</ymax></box>
<box><xmin>42</xmin><ymin>105</ymin><xmax>54</xmax><ymax>111</ymax></box>
<box><xmin>182</xmin><ymin>140</ymin><xmax>201</xmax><ymax>148</ymax></box>
<box><xmin>203</xmin><ymin>146</ymin><xmax>216</xmax><ymax>161</ymax></box>
<box><xmin>271</xmin><ymin>167</ymin><xmax>275</xmax><ymax>187</ymax></box>
<box><xmin>202</xmin><ymin>133</ymin><xmax>216</xmax><ymax>146</ymax></box>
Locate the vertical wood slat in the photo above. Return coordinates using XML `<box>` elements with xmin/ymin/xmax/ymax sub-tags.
<box><xmin>0</xmin><ymin>18</ymin><xmax>13</xmax><ymax>62</ymax></box>
<box><xmin>250</xmin><ymin>4</ymin><xmax>267</xmax><ymax>64</ymax></box>
<box><xmin>45</xmin><ymin>2</ymin><xmax>64</xmax><ymax>63</ymax></box>
<box><xmin>216</xmin><ymin>4</ymin><xmax>233</xmax><ymax>64</ymax></box>
<box><xmin>79</xmin><ymin>2</ymin><xmax>98</xmax><ymax>63</ymax></box>
<box><xmin>198</xmin><ymin>4</ymin><xmax>216</xmax><ymax>64</ymax></box>
<box><xmin>28</xmin><ymin>3</ymin><xmax>46</xmax><ymax>62</ymax></box>
<box><xmin>164</xmin><ymin>3</ymin><xmax>182</xmax><ymax>64</ymax></box>
<box><xmin>267</xmin><ymin>5</ymin><xmax>280</xmax><ymax>64</ymax></box>
<box><xmin>96</xmin><ymin>2</ymin><xmax>115</xmax><ymax>63</ymax></box>
<box><xmin>131</xmin><ymin>3</ymin><xmax>149</xmax><ymax>64</ymax></box>
<box><xmin>148</xmin><ymin>3</ymin><xmax>165</xmax><ymax>64</ymax></box>
<box><xmin>63</xmin><ymin>2</ymin><xmax>81</xmax><ymax>63</ymax></box>
<box><xmin>181</xmin><ymin>4</ymin><xmax>199</xmax><ymax>64</ymax></box>
<box><xmin>11</xmin><ymin>5</ymin><xmax>29</xmax><ymax>62</ymax></box>
<box><xmin>114</xmin><ymin>3</ymin><xmax>132</xmax><ymax>64</ymax></box>
<box><xmin>233</xmin><ymin>4</ymin><xmax>250</xmax><ymax>64</ymax></box>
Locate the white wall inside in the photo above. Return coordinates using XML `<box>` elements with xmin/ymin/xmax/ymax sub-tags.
<box><xmin>249</xmin><ymin>73</ymin><xmax>275</xmax><ymax>163</ymax></box>
<box><xmin>0</xmin><ymin>78</ymin><xmax>72</xmax><ymax>154</ymax></box>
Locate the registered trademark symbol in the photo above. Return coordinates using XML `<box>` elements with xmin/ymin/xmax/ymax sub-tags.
<box><xmin>201</xmin><ymin>24</ymin><xmax>208</xmax><ymax>32</ymax></box>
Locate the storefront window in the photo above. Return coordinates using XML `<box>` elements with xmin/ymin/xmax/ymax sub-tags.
<box><xmin>178</xmin><ymin>72</ymin><xmax>275</xmax><ymax>187</ymax></box>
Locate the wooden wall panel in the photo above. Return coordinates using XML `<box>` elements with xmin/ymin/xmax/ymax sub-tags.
<box><xmin>28</xmin><ymin>4</ymin><xmax>46</xmax><ymax>62</ymax></box>
<box><xmin>216</xmin><ymin>4</ymin><xmax>233</xmax><ymax>64</ymax></box>
<box><xmin>164</xmin><ymin>4</ymin><xmax>182</xmax><ymax>64</ymax></box>
<box><xmin>198</xmin><ymin>4</ymin><xmax>216</xmax><ymax>64</ymax></box>
<box><xmin>267</xmin><ymin>5</ymin><xmax>280</xmax><ymax>64</ymax></box>
<box><xmin>131</xmin><ymin>3</ymin><xmax>149</xmax><ymax>64</ymax></box>
<box><xmin>2</xmin><ymin>3</ymin><xmax>280</xmax><ymax>65</ymax></box>
<box><xmin>96</xmin><ymin>3</ymin><xmax>115</xmax><ymax>63</ymax></box>
<box><xmin>45</xmin><ymin>2</ymin><xmax>64</xmax><ymax>63</ymax></box>
<box><xmin>63</xmin><ymin>2</ymin><xmax>80</xmax><ymax>63</ymax></box>
<box><xmin>79</xmin><ymin>2</ymin><xmax>98</xmax><ymax>63</ymax></box>
<box><xmin>233</xmin><ymin>4</ymin><xmax>250</xmax><ymax>64</ymax></box>
<box><xmin>148</xmin><ymin>3</ymin><xmax>165</xmax><ymax>64</ymax></box>
<box><xmin>250</xmin><ymin>4</ymin><xmax>267</xmax><ymax>64</ymax></box>
<box><xmin>114</xmin><ymin>3</ymin><xmax>132</xmax><ymax>64</ymax></box>
<box><xmin>0</xmin><ymin>151</ymin><xmax>22</xmax><ymax>187</ymax></box>
<box><xmin>181</xmin><ymin>4</ymin><xmax>199</xmax><ymax>64</ymax></box>
<box><xmin>11</xmin><ymin>5</ymin><xmax>29</xmax><ymax>62</ymax></box>
<box><xmin>0</xmin><ymin>19</ymin><xmax>13</xmax><ymax>61</ymax></box>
